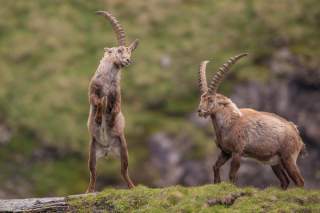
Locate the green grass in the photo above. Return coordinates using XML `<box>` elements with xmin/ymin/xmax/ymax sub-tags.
<box><xmin>68</xmin><ymin>183</ymin><xmax>320</xmax><ymax>212</ymax></box>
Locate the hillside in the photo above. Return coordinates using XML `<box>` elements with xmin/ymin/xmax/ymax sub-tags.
<box><xmin>0</xmin><ymin>0</ymin><xmax>319</xmax><ymax>197</ymax></box>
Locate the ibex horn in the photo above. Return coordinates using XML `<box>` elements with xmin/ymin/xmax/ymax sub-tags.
<box><xmin>208</xmin><ymin>53</ymin><xmax>248</xmax><ymax>95</ymax></box>
<box><xmin>96</xmin><ymin>11</ymin><xmax>126</xmax><ymax>46</ymax></box>
<box><xmin>199</xmin><ymin>60</ymin><xmax>210</xmax><ymax>94</ymax></box>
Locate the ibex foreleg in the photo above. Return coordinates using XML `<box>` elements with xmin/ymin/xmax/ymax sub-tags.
<box><xmin>94</xmin><ymin>96</ymin><xmax>107</xmax><ymax>125</ymax></box>
<box><xmin>229</xmin><ymin>153</ymin><xmax>241</xmax><ymax>184</ymax></box>
<box><xmin>213</xmin><ymin>151</ymin><xmax>231</xmax><ymax>183</ymax></box>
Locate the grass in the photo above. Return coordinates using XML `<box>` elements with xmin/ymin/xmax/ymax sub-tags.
<box><xmin>68</xmin><ymin>183</ymin><xmax>320</xmax><ymax>212</ymax></box>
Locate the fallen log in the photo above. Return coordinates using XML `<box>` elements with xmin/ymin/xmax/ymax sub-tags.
<box><xmin>0</xmin><ymin>193</ymin><xmax>95</xmax><ymax>212</ymax></box>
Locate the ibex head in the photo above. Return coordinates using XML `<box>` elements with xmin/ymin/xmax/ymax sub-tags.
<box><xmin>97</xmin><ymin>11</ymin><xmax>139</xmax><ymax>68</ymax></box>
<box><xmin>197</xmin><ymin>53</ymin><xmax>248</xmax><ymax>118</ymax></box>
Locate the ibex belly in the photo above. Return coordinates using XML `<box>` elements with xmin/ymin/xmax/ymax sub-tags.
<box><xmin>241</xmin><ymin>127</ymin><xmax>284</xmax><ymax>165</ymax></box>
<box><xmin>94</xmin><ymin>113</ymin><xmax>124</xmax><ymax>159</ymax></box>
<box><xmin>244</xmin><ymin>154</ymin><xmax>280</xmax><ymax>165</ymax></box>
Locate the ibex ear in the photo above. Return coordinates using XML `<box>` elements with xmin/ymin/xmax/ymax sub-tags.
<box><xmin>128</xmin><ymin>39</ymin><xmax>139</xmax><ymax>52</ymax></box>
<box><xmin>104</xmin><ymin>47</ymin><xmax>112</xmax><ymax>53</ymax></box>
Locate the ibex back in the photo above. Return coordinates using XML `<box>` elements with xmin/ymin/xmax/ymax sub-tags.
<box><xmin>197</xmin><ymin>54</ymin><xmax>305</xmax><ymax>189</ymax></box>
<box><xmin>86</xmin><ymin>11</ymin><xmax>139</xmax><ymax>193</ymax></box>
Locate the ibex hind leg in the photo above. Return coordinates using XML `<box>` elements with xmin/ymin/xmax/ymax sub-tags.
<box><xmin>281</xmin><ymin>156</ymin><xmax>304</xmax><ymax>187</ymax></box>
<box><xmin>86</xmin><ymin>137</ymin><xmax>97</xmax><ymax>193</ymax></box>
<box><xmin>118</xmin><ymin>135</ymin><xmax>135</xmax><ymax>189</ymax></box>
<box><xmin>280</xmin><ymin>163</ymin><xmax>290</xmax><ymax>188</ymax></box>
<box><xmin>271</xmin><ymin>164</ymin><xmax>290</xmax><ymax>190</ymax></box>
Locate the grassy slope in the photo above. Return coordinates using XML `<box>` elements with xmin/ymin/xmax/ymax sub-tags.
<box><xmin>0</xmin><ymin>0</ymin><xmax>319</xmax><ymax>196</ymax></box>
<box><xmin>69</xmin><ymin>183</ymin><xmax>320</xmax><ymax>212</ymax></box>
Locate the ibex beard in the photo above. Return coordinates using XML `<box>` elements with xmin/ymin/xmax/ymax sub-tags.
<box><xmin>86</xmin><ymin>11</ymin><xmax>138</xmax><ymax>193</ymax></box>
<box><xmin>197</xmin><ymin>54</ymin><xmax>305</xmax><ymax>189</ymax></box>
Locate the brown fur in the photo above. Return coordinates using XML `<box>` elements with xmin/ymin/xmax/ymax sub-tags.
<box><xmin>198</xmin><ymin>57</ymin><xmax>305</xmax><ymax>189</ymax></box>
<box><xmin>86</xmin><ymin>12</ymin><xmax>139</xmax><ymax>193</ymax></box>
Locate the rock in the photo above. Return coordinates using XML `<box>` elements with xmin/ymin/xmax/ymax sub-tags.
<box><xmin>148</xmin><ymin>132</ymin><xmax>210</xmax><ymax>186</ymax></box>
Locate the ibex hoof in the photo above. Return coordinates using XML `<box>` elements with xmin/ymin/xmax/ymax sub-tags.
<box><xmin>86</xmin><ymin>188</ymin><xmax>96</xmax><ymax>193</ymax></box>
<box><xmin>214</xmin><ymin>178</ymin><xmax>221</xmax><ymax>184</ymax></box>
<box><xmin>128</xmin><ymin>183</ymin><xmax>135</xmax><ymax>189</ymax></box>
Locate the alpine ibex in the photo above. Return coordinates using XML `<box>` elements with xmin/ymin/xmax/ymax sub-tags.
<box><xmin>86</xmin><ymin>11</ymin><xmax>139</xmax><ymax>193</ymax></box>
<box><xmin>197</xmin><ymin>53</ymin><xmax>305</xmax><ymax>189</ymax></box>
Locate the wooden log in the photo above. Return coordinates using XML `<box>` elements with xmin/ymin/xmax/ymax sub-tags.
<box><xmin>0</xmin><ymin>193</ymin><xmax>95</xmax><ymax>212</ymax></box>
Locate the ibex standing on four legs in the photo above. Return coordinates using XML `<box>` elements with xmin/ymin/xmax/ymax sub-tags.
<box><xmin>197</xmin><ymin>54</ymin><xmax>305</xmax><ymax>189</ymax></box>
<box><xmin>86</xmin><ymin>11</ymin><xmax>139</xmax><ymax>193</ymax></box>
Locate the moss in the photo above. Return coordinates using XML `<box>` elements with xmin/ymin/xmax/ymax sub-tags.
<box><xmin>67</xmin><ymin>183</ymin><xmax>320</xmax><ymax>212</ymax></box>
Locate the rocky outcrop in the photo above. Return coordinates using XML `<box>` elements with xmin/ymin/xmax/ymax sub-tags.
<box><xmin>148</xmin><ymin>132</ymin><xmax>210</xmax><ymax>187</ymax></box>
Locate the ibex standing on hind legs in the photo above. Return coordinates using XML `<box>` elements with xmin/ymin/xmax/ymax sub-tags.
<box><xmin>86</xmin><ymin>11</ymin><xmax>139</xmax><ymax>193</ymax></box>
<box><xmin>197</xmin><ymin>53</ymin><xmax>306</xmax><ymax>189</ymax></box>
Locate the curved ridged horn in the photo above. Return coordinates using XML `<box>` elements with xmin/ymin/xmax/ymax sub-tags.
<box><xmin>199</xmin><ymin>60</ymin><xmax>209</xmax><ymax>94</ymax></box>
<box><xmin>96</xmin><ymin>11</ymin><xmax>126</xmax><ymax>46</ymax></box>
<box><xmin>208</xmin><ymin>53</ymin><xmax>248</xmax><ymax>95</ymax></box>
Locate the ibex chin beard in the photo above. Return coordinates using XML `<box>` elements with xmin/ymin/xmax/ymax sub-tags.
<box><xmin>198</xmin><ymin>110</ymin><xmax>209</xmax><ymax>118</ymax></box>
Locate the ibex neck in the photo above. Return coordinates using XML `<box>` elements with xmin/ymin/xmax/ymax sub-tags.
<box><xmin>211</xmin><ymin>100</ymin><xmax>241</xmax><ymax>136</ymax></box>
<box><xmin>95</xmin><ymin>56</ymin><xmax>121</xmax><ymax>89</ymax></box>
